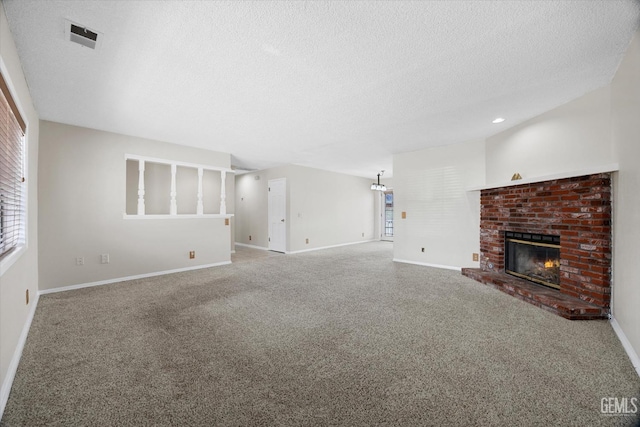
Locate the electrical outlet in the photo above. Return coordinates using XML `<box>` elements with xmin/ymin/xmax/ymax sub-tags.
<box><xmin>101</xmin><ymin>253</ymin><xmax>110</xmax><ymax>264</ymax></box>
<box><xmin>189</xmin><ymin>251</ymin><xmax>195</xmax><ymax>259</ymax></box>
<box><xmin>26</xmin><ymin>289</ymin><xmax>29</xmax><ymax>305</ymax></box>
<box><xmin>473</xmin><ymin>253</ymin><xmax>479</xmax><ymax>261</ymax></box>
<box><xmin>421</xmin><ymin>247</ymin><xmax>425</xmax><ymax>253</ymax></box>
<box><xmin>362</xmin><ymin>232</ymin><xmax>364</xmax><ymax>237</ymax></box>
<box><xmin>75</xmin><ymin>257</ymin><xmax>84</xmax><ymax>266</ymax></box>
<box><xmin>305</xmin><ymin>238</ymin><xmax>309</xmax><ymax>244</ymax></box>
<box><xmin>224</xmin><ymin>218</ymin><xmax>229</xmax><ymax>226</ymax></box>
<box><xmin>249</xmin><ymin>235</ymin><xmax>252</xmax><ymax>241</ymax></box>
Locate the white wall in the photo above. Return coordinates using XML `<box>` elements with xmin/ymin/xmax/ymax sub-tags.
<box><xmin>485</xmin><ymin>86</ymin><xmax>613</xmax><ymax>185</ymax></box>
<box><xmin>0</xmin><ymin>3</ymin><xmax>39</xmax><ymax>416</ymax></box>
<box><xmin>38</xmin><ymin>121</ymin><xmax>233</xmax><ymax>291</ymax></box>
<box><xmin>235</xmin><ymin>165</ymin><xmax>375</xmax><ymax>252</ymax></box>
<box><xmin>393</xmin><ymin>140</ymin><xmax>485</xmax><ymax>269</ymax></box>
<box><xmin>611</xmin><ymin>30</ymin><xmax>640</xmax><ymax>370</ymax></box>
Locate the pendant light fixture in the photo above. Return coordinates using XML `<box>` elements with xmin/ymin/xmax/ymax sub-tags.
<box><xmin>371</xmin><ymin>171</ymin><xmax>386</xmax><ymax>191</ymax></box>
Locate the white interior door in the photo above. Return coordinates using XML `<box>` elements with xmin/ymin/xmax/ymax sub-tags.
<box><xmin>268</xmin><ymin>178</ymin><xmax>286</xmax><ymax>253</ymax></box>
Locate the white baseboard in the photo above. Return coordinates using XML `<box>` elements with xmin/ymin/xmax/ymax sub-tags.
<box><xmin>234</xmin><ymin>243</ymin><xmax>268</xmax><ymax>250</ymax></box>
<box><xmin>393</xmin><ymin>258</ymin><xmax>462</xmax><ymax>272</ymax></box>
<box><xmin>287</xmin><ymin>240</ymin><xmax>377</xmax><ymax>255</ymax></box>
<box><xmin>235</xmin><ymin>240</ymin><xmax>377</xmax><ymax>254</ymax></box>
<box><xmin>610</xmin><ymin>316</ymin><xmax>640</xmax><ymax>378</ymax></box>
<box><xmin>39</xmin><ymin>261</ymin><xmax>231</xmax><ymax>295</ymax></box>
<box><xmin>0</xmin><ymin>291</ymin><xmax>40</xmax><ymax>420</ymax></box>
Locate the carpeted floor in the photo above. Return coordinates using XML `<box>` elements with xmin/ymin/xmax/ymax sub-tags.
<box><xmin>2</xmin><ymin>242</ymin><xmax>639</xmax><ymax>426</ymax></box>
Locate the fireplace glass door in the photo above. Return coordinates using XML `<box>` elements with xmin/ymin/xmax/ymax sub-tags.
<box><xmin>504</xmin><ymin>232</ymin><xmax>560</xmax><ymax>289</ymax></box>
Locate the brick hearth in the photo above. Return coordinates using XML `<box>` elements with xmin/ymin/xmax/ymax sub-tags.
<box><xmin>462</xmin><ymin>173</ymin><xmax>612</xmax><ymax>319</ymax></box>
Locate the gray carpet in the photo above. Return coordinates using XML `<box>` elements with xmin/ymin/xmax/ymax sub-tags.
<box><xmin>2</xmin><ymin>242</ymin><xmax>639</xmax><ymax>426</ymax></box>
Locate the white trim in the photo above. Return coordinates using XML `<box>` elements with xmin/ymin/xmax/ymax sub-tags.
<box><xmin>236</xmin><ymin>240</ymin><xmax>377</xmax><ymax>254</ymax></box>
<box><xmin>0</xmin><ymin>245</ymin><xmax>26</xmax><ymax>276</ymax></box>
<box><xmin>287</xmin><ymin>240</ymin><xmax>376</xmax><ymax>254</ymax></box>
<box><xmin>123</xmin><ymin>214</ymin><xmax>234</xmax><ymax>220</ymax></box>
<box><xmin>0</xmin><ymin>292</ymin><xmax>39</xmax><ymax>419</ymax></box>
<box><xmin>393</xmin><ymin>258</ymin><xmax>462</xmax><ymax>272</ymax></box>
<box><xmin>610</xmin><ymin>317</ymin><xmax>640</xmax><ymax>378</ymax></box>
<box><xmin>124</xmin><ymin>153</ymin><xmax>235</xmax><ymax>174</ymax></box>
<box><xmin>467</xmin><ymin>163</ymin><xmax>619</xmax><ymax>192</ymax></box>
<box><xmin>219</xmin><ymin>171</ymin><xmax>227</xmax><ymax>215</ymax></box>
<box><xmin>234</xmin><ymin>242</ymin><xmax>268</xmax><ymax>250</ymax></box>
<box><xmin>39</xmin><ymin>262</ymin><xmax>231</xmax><ymax>295</ymax></box>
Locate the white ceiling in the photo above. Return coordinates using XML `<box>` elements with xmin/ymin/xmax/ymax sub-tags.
<box><xmin>3</xmin><ymin>1</ymin><xmax>639</xmax><ymax>178</ymax></box>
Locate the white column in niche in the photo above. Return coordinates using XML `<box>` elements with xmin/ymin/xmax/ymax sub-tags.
<box><xmin>170</xmin><ymin>163</ymin><xmax>177</xmax><ymax>215</ymax></box>
<box><xmin>220</xmin><ymin>171</ymin><xmax>227</xmax><ymax>215</ymax></box>
<box><xmin>137</xmin><ymin>160</ymin><xmax>145</xmax><ymax>215</ymax></box>
<box><xmin>197</xmin><ymin>167</ymin><xmax>204</xmax><ymax>215</ymax></box>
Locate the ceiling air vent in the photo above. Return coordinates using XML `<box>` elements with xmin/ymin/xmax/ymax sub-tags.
<box><xmin>65</xmin><ymin>20</ymin><xmax>102</xmax><ymax>50</ymax></box>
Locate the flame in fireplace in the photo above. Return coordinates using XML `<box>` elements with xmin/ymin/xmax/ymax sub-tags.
<box><xmin>545</xmin><ymin>259</ymin><xmax>560</xmax><ymax>268</ymax></box>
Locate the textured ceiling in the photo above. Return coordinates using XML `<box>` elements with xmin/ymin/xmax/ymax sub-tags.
<box><xmin>3</xmin><ymin>1</ymin><xmax>639</xmax><ymax>178</ymax></box>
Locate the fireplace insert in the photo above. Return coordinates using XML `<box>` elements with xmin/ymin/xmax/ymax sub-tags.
<box><xmin>504</xmin><ymin>231</ymin><xmax>560</xmax><ymax>289</ymax></box>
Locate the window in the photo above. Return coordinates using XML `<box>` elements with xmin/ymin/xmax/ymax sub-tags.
<box><xmin>384</xmin><ymin>191</ymin><xmax>393</xmax><ymax>238</ymax></box>
<box><xmin>0</xmin><ymin>70</ymin><xmax>26</xmax><ymax>262</ymax></box>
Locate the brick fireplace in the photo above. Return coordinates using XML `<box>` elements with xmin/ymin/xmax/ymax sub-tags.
<box><xmin>462</xmin><ymin>173</ymin><xmax>612</xmax><ymax>320</ymax></box>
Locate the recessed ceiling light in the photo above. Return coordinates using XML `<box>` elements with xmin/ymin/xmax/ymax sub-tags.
<box><xmin>492</xmin><ymin>117</ymin><xmax>505</xmax><ymax>124</ymax></box>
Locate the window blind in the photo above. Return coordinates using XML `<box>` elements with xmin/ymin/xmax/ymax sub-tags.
<box><xmin>0</xmin><ymin>71</ymin><xmax>26</xmax><ymax>259</ymax></box>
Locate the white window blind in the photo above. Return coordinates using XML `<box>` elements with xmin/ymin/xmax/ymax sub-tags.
<box><xmin>0</xmin><ymin>71</ymin><xmax>26</xmax><ymax>259</ymax></box>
